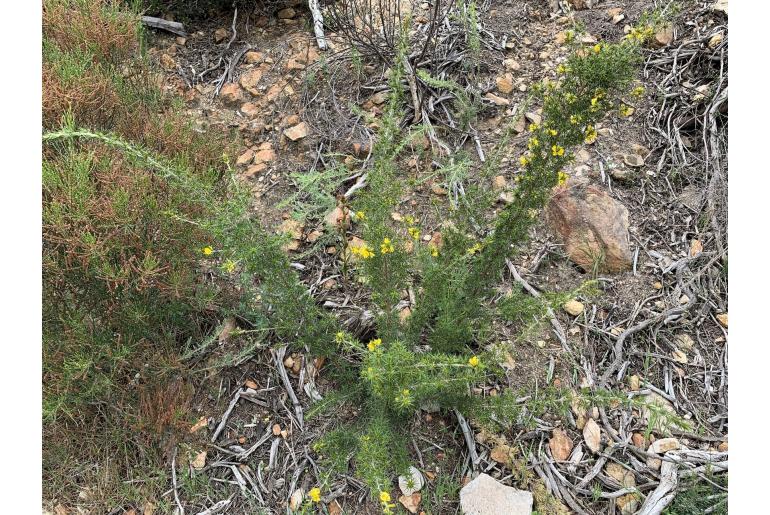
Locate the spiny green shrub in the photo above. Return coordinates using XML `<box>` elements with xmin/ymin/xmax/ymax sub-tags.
<box><xmin>311</xmin><ymin>25</ymin><xmax>648</xmax><ymax>506</ymax></box>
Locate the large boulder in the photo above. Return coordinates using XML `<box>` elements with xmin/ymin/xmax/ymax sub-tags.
<box><xmin>459</xmin><ymin>473</ymin><xmax>533</xmax><ymax>515</ymax></box>
<box><xmin>546</xmin><ymin>177</ymin><xmax>633</xmax><ymax>273</ymax></box>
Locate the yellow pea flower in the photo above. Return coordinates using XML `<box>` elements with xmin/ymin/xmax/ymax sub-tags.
<box><xmin>367</xmin><ymin>338</ymin><xmax>382</xmax><ymax>351</ymax></box>
<box><xmin>202</xmin><ymin>246</ymin><xmax>214</xmax><ymax>256</ymax></box>
<box><xmin>380</xmin><ymin>238</ymin><xmax>394</xmax><ymax>254</ymax></box>
<box><xmin>468</xmin><ymin>356</ymin><xmax>479</xmax><ymax>367</ymax></box>
<box><xmin>551</xmin><ymin>145</ymin><xmax>565</xmax><ymax>157</ymax></box>
<box><xmin>593</xmin><ymin>43</ymin><xmax>602</xmax><ymax>53</ymax></box>
<box><xmin>584</xmin><ymin>125</ymin><xmax>597</xmax><ymax>144</ymax></box>
<box><xmin>309</xmin><ymin>488</ymin><xmax>321</xmax><ymax>503</ymax></box>
<box><xmin>355</xmin><ymin>210</ymin><xmax>366</xmax><ymax>221</ymax></box>
<box><xmin>380</xmin><ymin>491</ymin><xmax>391</xmax><ymax>503</ymax></box>
<box><xmin>467</xmin><ymin>242</ymin><xmax>483</xmax><ymax>255</ymax></box>
<box><xmin>519</xmin><ymin>155</ymin><xmax>530</xmax><ymax>167</ymax></box>
<box><xmin>408</xmin><ymin>227</ymin><xmax>420</xmax><ymax>240</ymax></box>
<box><xmin>549</xmin><ymin>129</ymin><xmax>558</xmax><ymax>136</ymax></box>
<box><xmin>430</xmin><ymin>245</ymin><xmax>439</xmax><ymax>257</ymax></box>
<box><xmin>558</xmin><ymin>171</ymin><xmax>569</xmax><ymax>186</ymax></box>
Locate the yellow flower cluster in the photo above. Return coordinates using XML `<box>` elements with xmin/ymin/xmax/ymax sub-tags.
<box><xmin>468</xmin><ymin>356</ymin><xmax>479</xmax><ymax>367</ymax></box>
<box><xmin>380</xmin><ymin>238</ymin><xmax>394</xmax><ymax>254</ymax></box>
<box><xmin>466</xmin><ymin>242</ymin><xmax>483</xmax><ymax>255</ymax></box>
<box><xmin>558</xmin><ymin>171</ymin><xmax>569</xmax><ymax>186</ymax></box>
<box><xmin>619</xmin><ymin>104</ymin><xmax>634</xmax><ymax>117</ymax></box>
<box><xmin>556</xmin><ymin>64</ymin><xmax>567</xmax><ymax>74</ymax></box>
<box><xmin>626</xmin><ymin>25</ymin><xmax>654</xmax><ymax>43</ymax></box>
<box><xmin>519</xmin><ymin>155</ymin><xmax>530</xmax><ymax>167</ymax></box>
<box><xmin>551</xmin><ymin>144</ymin><xmax>565</xmax><ymax>157</ymax></box>
<box><xmin>309</xmin><ymin>487</ymin><xmax>321</xmax><ymax>503</ymax></box>
<box><xmin>202</xmin><ymin>246</ymin><xmax>214</xmax><ymax>256</ymax></box>
<box><xmin>380</xmin><ymin>491</ymin><xmax>396</xmax><ymax>514</ymax></box>
<box><xmin>528</xmin><ymin>137</ymin><xmax>540</xmax><ymax>150</ymax></box>
<box><xmin>367</xmin><ymin>338</ymin><xmax>382</xmax><ymax>351</ymax></box>
<box><xmin>336</xmin><ymin>331</ymin><xmax>345</xmax><ymax>343</ymax></box>
<box><xmin>430</xmin><ymin>245</ymin><xmax>439</xmax><ymax>257</ymax></box>
<box><xmin>631</xmin><ymin>85</ymin><xmax>645</xmax><ymax>98</ymax></box>
<box><xmin>355</xmin><ymin>210</ymin><xmax>366</xmax><ymax>221</ymax></box>
<box><xmin>408</xmin><ymin>227</ymin><xmax>420</xmax><ymax>240</ymax></box>
<box><xmin>593</xmin><ymin>43</ymin><xmax>602</xmax><ymax>53</ymax></box>
<box><xmin>584</xmin><ymin>125</ymin><xmax>597</xmax><ymax>144</ymax></box>
<box><xmin>351</xmin><ymin>243</ymin><xmax>375</xmax><ymax>259</ymax></box>
<box><xmin>222</xmin><ymin>259</ymin><xmax>237</xmax><ymax>274</ymax></box>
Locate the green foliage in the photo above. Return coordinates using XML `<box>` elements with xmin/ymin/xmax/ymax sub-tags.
<box><xmin>664</xmin><ymin>473</ymin><xmax>727</xmax><ymax>515</ymax></box>
<box><xmin>312</xmin><ymin>27</ymin><xmax>647</xmax><ymax>503</ymax></box>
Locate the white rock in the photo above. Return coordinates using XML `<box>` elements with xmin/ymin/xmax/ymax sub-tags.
<box><xmin>459</xmin><ymin>473</ymin><xmax>533</xmax><ymax>515</ymax></box>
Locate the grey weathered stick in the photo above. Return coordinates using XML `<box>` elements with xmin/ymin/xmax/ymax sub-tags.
<box><xmin>141</xmin><ymin>16</ymin><xmax>186</xmax><ymax>37</ymax></box>
<box><xmin>194</xmin><ymin>499</ymin><xmax>231</xmax><ymax>515</ymax></box>
<box><xmin>638</xmin><ymin>460</ymin><xmax>678</xmax><ymax>515</ymax></box>
<box><xmin>274</xmin><ymin>346</ymin><xmax>304</xmax><ymax>429</ymax></box>
<box><xmin>454</xmin><ymin>409</ymin><xmax>480</xmax><ymax>470</ymax></box>
<box><xmin>308</xmin><ymin>0</ymin><xmax>327</xmax><ymax>50</ymax></box>
<box><xmin>171</xmin><ymin>448</ymin><xmax>185</xmax><ymax>515</ymax></box>
<box><xmin>212</xmin><ymin>390</ymin><xmax>242</xmax><ymax>442</ymax></box>
<box><xmin>506</xmin><ymin>259</ymin><xmax>568</xmax><ymax>348</ymax></box>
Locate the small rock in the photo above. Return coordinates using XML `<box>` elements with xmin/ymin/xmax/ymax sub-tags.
<box><xmin>490</xmin><ymin>444</ymin><xmax>512</xmax><ymax>464</ymax></box>
<box><xmin>175</xmin><ymin>36</ymin><xmax>187</xmax><ymax>45</ymax></box>
<box><xmin>671</xmin><ymin>349</ymin><xmax>688</xmax><ymax>364</ymax></box>
<box><xmin>649</xmin><ymin>437</ymin><xmax>680</xmax><ymax>454</ymax></box>
<box><xmin>493</xmin><ymin>175</ymin><xmax>507</xmax><ymax>191</ymax></box>
<box><xmin>371</xmin><ymin>90</ymin><xmax>390</xmax><ymax>105</ymax></box>
<box><xmin>623</xmin><ymin>154</ymin><xmax>645</xmax><ymax>168</ymax></box>
<box><xmin>431</xmin><ymin>183</ymin><xmax>448</xmax><ymax>196</ymax></box>
<box><xmin>675</xmin><ymin>334</ymin><xmax>695</xmax><ymax>351</ymax></box>
<box><xmin>325</xmin><ymin>205</ymin><xmax>348</xmax><ymax>228</ymax></box>
<box><xmin>525</xmin><ymin>111</ymin><xmax>542</xmax><ymax>125</ymax></box>
<box><xmin>244</xmin><ymin>51</ymin><xmax>264</xmax><ymax>64</ymax></box>
<box><xmin>628</xmin><ymin>375</ymin><xmax>640</xmax><ymax>391</ymax></box>
<box><xmin>632</xmin><ymin>433</ymin><xmax>647</xmax><ymax>448</ymax></box>
<box><xmin>272</xmin><ymin>423</ymin><xmax>282</xmax><ymax>436</ymax></box>
<box><xmin>289</xmin><ymin>489</ymin><xmax>304</xmax><ymax>511</ymax></box>
<box><xmin>236</xmin><ymin>149</ymin><xmax>255</xmax><ymax>167</ymax></box>
<box><xmin>583</xmin><ymin>418</ymin><xmax>602</xmax><ymax>453</ymax></box>
<box><xmin>485</xmin><ymin>92</ymin><xmax>510</xmax><ymax>106</ymax></box>
<box><xmin>239</xmin><ymin>69</ymin><xmax>263</xmax><ymax>96</ymax></box>
<box><xmin>612</xmin><ymin>13</ymin><xmax>626</xmax><ymax>24</ymax></box>
<box><xmin>549</xmin><ymin>429</ymin><xmax>574</xmax><ymax>461</ymax></box>
<box><xmin>709</xmin><ymin>32</ymin><xmax>724</xmax><ymax>48</ymax></box>
<box><xmin>563</xmin><ymin>299</ymin><xmax>584</xmax><ymax>316</ymax></box>
<box><xmin>219</xmin><ymin>83</ymin><xmax>245</xmax><ymax>106</ymax></box>
<box><xmin>284</xmin><ymin>122</ymin><xmax>309</xmax><ymax>141</ymax></box>
<box><xmin>610</xmin><ymin>167</ymin><xmax>634</xmax><ymax>182</ymax></box>
<box><xmin>653</xmin><ymin>24</ymin><xmax>675</xmax><ymax>48</ymax></box>
<box><xmin>617</xmin><ymin>494</ymin><xmax>639</xmax><ymax>515</ymax></box>
<box><xmin>159</xmin><ymin>53</ymin><xmax>176</xmax><ymax>71</ymax></box>
<box><xmin>716</xmin><ymin>312</ymin><xmax>728</xmax><ymax>327</ymax></box>
<box><xmin>278</xmin><ymin>8</ymin><xmax>296</xmax><ymax>19</ymax></box>
<box><xmin>605</xmin><ymin>463</ymin><xmax>636</xmax><ymax>487</ymax></box>
<box><xmin>496</xmin><ymin>74</ymin><xmax>514</xmax><ymax>94</ymax></box>
<box><xmin>327</xmin><ymin>501</ymin><xmax>342</xmax><ymax>515</ymax></box>
<box><xmin>213</xmin><ymin>28</ymin><xmax>229</xmax><ymax>43</ymax></box>
<box><xmin>191</xmin><ymin>450</ymin><xmax>207</xmax><ymax>470</ymax></box>
<box><xmin>459</xmin><ymin>473</ymin><xmax>533</xmax><ymax>515</ymax></box>
<box><xmin>398</xmin><ymin>493</ymin><xmax>421</xmax><ymax>514</ymax></box>
<box><xmin>503</xmin><ymin>59</ymin><xmax>521</xmax><ymax>71</ymax></box>
<box><xmin>718</xmin><ymin>440</ymin><xmax>728</xmax><ymax>452</ymax></box>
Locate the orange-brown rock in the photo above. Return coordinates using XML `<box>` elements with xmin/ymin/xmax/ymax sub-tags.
<box><xmin>546</xmin><ymin>177</ymin><xmax>632</xmax><ymax>273</ymax></box>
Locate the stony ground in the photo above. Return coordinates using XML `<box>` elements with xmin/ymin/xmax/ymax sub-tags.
<box><xmin>129</xmin><ymin>0</ymin><xmax>729</xmax><ymax>513</ymax></box>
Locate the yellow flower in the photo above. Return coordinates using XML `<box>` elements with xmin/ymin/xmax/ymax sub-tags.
<box><xmin>402</xmin><ymin>388</ymin><xmax>410</xmax><ymax>396</ymax></box>
<box><xmin>355</xmin><ymin>210</ymin><xmax>366</xmax><ymax>221</ymax></box>
<box><xmin>584</xmin><ymin>125</ymin><xmax>597</xmax><ymax>144</ymax></box>
<box><xmin>548</xmin><ymin>129</ymin><xmax>558</xmax><ymax>136</ymax></box>
<box><xmin>570</xmin><ymin>115</ymin><xmax>579</xmax><ymax>125</ymax></box>
<box><xmin>556</xmin><ymin>64</ymin><xmax>567</xmax><ymax>74</ymax></box>
<box><xmin>351</xmin><ymin>244</ymin><xmax>375</xmax><ymax>259</ymax></box>
<box><xmin>557</xmin><ymin>171</ymin><xmax>569</xmax><ymax>186</ymax></box>
<box><xmin>467</xmin><ymin>242</ymin><xmax>483</xmax><ymax>255</ymax></box>
<box><xmin>528</xmin><ymin>209</ymin><xmax>538</xmax><ymax>219</ymax></box>
<box><xmin>309</xmin><ymin>487</ymin><xmax>321</xmax><ymax>503</ymax></box>
<box><xmin>551</xmin><ymin>145</ymin><xmax>565</xmax><ymax>157</ymax></box>
<box><xmin>404</xmin><ymin>215</ymin><xmax>416</xmax><ymax>226</ymax></box>
<box><xmin>468</xmin><ymin>356</ymin><xmax>479</xmax><ymax>368</ymax></box>
<box><xmin>222</xmin><ymin>259</ymin><xmax>236</xmax><ymax>273</ymax></box>
<box><xmin>565</xmin><ymin>92</ymin><xmax>577</xmax><ymax>103</ymax></box>
<box><xmin>367</xmin><ymin>338</ymin><xmax>382</xmax><ymax>352</ymax></box>
<box><xmin>593</xmin><ymin>43</ymin><xmax>601</xmax><ymax>53</ymax></box>
<box><xmin>336</xmin><ymin>331</ymin><xmax>345</xmax><ymax>343</ymax></box>
<box><xmin>632</xmin><ymin>85</ymin><xmax>645</xmax><ymax>98</ymax></box>
<box><xmin>202</xmin><ymin>246</ymin><xmax>214</xmax><ymax>256</ymax></box>
<box><xmin>528</xmin><ymin>122</ymin><xmax>539</xmax><ymax>132</ymax></box>
<box><xmin>519</xmin><ymin>155</ymin><xmax>529</xmax><ymax>167</ymax></box>
<box><xmin>408</xmin><ymin>227</ymin><xmax>420</xmax><ymax>240</ymax></box>
<box><xmin>380</xmin><ymin>238</ymin><xmax>394</xmax><ymax>254</ymax></box>
<box><xmin>619</xmin><ymin>104</ymin><xmax>634</xmax><ymax>117</ymax></box>
<box><xmin>430</xmin><ymin>245</ymin><xmax>439</xmax><ymax>257</ymax></box>
<box><xmin>380</xmin><ymin>491</ymin><xmax>391</xmax><ymax>503</ymax></box>
<box><xmin>528</xmin><ymin>137</ymin><xmax>540</xmax><ymax>150</ymax></box>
